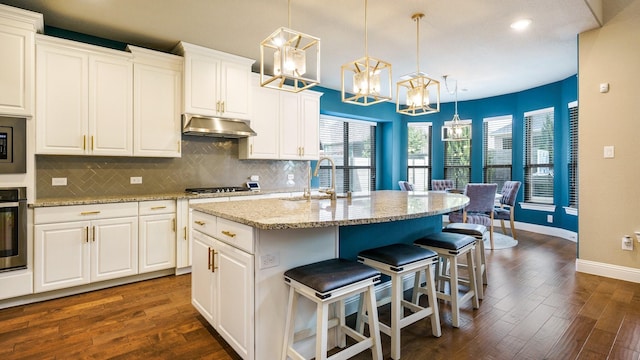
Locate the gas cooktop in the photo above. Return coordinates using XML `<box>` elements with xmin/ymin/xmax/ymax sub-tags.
<box><xmin>185</xmin><ymin>186</ymin><xmax>249</xmax><ymax>194</ymax></box>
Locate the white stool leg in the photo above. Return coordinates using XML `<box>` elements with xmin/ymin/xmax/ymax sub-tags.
<box><xmin>474</xmin><ymin>240</ymin><xmax>484</xmax><ymax>300</ymax></box>
<box><xmin>449</xmin><ymin>255</ymin><xmax>461</xmax><ymax>328</ymax></box>
<box><xmin>467</xmin><ymin>250</ymin><xmax>480</xmax><ymax>310</ymax></box>
<box><xmin>424</xmin><ymin>263</ymin><xmax>442</xmax><ymax>337</ymax></box>
<box><xmin>315</xmin><ymin>301</ymin><xmax>330</xmax><ymax>360</ymax></box>
<box><xmin>390</xmin><ymin>272</ymin><xmax>402</xmax><ymax>360</ymax></box>
<box><xmin>355</xmin><ymin>293</ymin><xmax>366</xmax><ymax>334</ymax></box>
<box><xmin>281</xmin><ymin>286</ymin><xmax>297</xmax><ymax>360</ymax></box>
<box><xmin>337</xmin><ymin>300</ymin><xmax>346</xmax><ymax>348</ymax></box>
<box><xmin>365</xmin><ymin>284</ymin><xmax>383</xmax><ymax>360</ymax></box>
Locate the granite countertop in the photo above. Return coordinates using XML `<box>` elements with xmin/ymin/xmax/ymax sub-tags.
<box><xmin>30</xmin><ymin>189</ymin><xmax>298</xmax><ymax>207</ymax></box>
<box><xmin>191</xmin><ymin>190</ymin><xmax>469</xmax><ymax>230</ymax></box>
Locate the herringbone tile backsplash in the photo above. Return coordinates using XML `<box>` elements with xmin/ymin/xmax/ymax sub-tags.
<box><xmin>36</xmin><ymin>137</ymin><xmax>309</xmax><ymax>199</ymax></box>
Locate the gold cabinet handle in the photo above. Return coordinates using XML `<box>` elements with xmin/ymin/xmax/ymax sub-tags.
<box><xmin>208</xmin><ymin>248</ymin><xmax>218</xmax><ymax>272</ymax></box>
<box><xmin>183</xmin><ymin>227</ymin><xmax>187</xmax><ymax>240</ymax></box>
<box><xmin>83</xmin><ymin>135</ymin><xmax>86</xmax><ymax>150</ymax></box>
<box><xmin>301</xmin><ymin>147</ymin><xmax>304</xmax><ymax>156</ymax></box>
<box><xmin>216</xmin><ymin>101</ymin><xmax>220</xmax><ymax>112</ymax></box>
<box><xmin>80</xmin><ymin>211</ymin><xmax>101</xmax><ymax>216</ymax></box>
<box><xmin>208</xmin><ymin>247</ymin><xmax>212</xmax><ymax>270</ymax></box>
<box><xmin>91</xmin><ymin>135</ymin><xmax>94</xmax><ymax>150</ymax></box>
<box><xmin>172</xmin><ymin>218</ymin><xmax>176</xmax><ymax>232</ymax></box>
<box><xmin>150</xmin><ymin>206</ymin><xmax>167</xmax><ymax>210</ymax></box>
<box><xmin>85</xmin><ymin>226</ymin><xmax>89</xmax><ymax>243</ymax></box>
<box><xmin>250</xmin><ymin>144</ymin><xmax>253</xmax><ymax>155</ymax></box>
<box><xmin>221</xmin><ymin>101</ymin><xmax>225</xmax><ymax>113</ymax></box>
<box><xmin>92</xmin><ymin>226</ymin><xmax>96</xmax><ymax>242</ymax></box>
<box><xmin>194</xmin><ymin>220</ymin><xmax>206</xmax><ymax>226</ymax></box>
<box><xmin>221</xmin><ymin>230</ymin><xmax>236</xmax><ymax>238</ymax></box>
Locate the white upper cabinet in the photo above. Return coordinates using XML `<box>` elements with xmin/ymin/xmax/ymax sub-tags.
<box><xmin>239</xmin><ymin>75</ymin><xmax>279</xmax><ymax>159</ymax></box>
<box><xmin>128</xmin><ymin>45</ymin><xmax>183</xmax><ymax>158</ymax></box>
<box><xmin>36</xmin><ymin>35</ymin><xmax>133</xmax><ymax>156</ymax></box>
<box><xmin>173</xmin><ymin>41</ymin><xmax>254</xmax><ymax>120</ymax></box>
<box><xmin>0</xmin><ymin>4</ymin><xmax>42</xmax><ymax>117</ymax></box>
<box><xmin>279</xmin><ymin>91</ymin><xmax>321</xmax><ymax>160</ymax></box>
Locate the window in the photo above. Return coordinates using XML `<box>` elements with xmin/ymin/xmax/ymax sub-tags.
<box><xmin>483</xmin><ymin>115</ymin><xmax>513</xmax><ymax>191</ymax></box>
<box><xmin>407</xmin><ymin>122</ymin><xmax>432</xmax><ymax>191</ymax></box>
<box><xmin>318</xmin><ymin>115</ymin><xmax>376</xmax><ymax>194</ymax></box>
<box><xmin>524</xmin><ymin>107</ymin><xmax>554</xmax><ymax>204</ymax></box>
<box><xmin>444</xmin><ymin>120</ymin><xmax>471</xmax><ymax>189</ymax></box>
<box><xmin>568</xmin><ymin>102</ymin><xmax>578</xmax><ymax>208</ymax></box>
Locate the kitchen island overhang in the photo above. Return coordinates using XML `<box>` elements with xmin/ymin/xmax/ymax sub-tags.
<box><xmin>189</xmin><ymin>190</ymin><xmax>468</xmax><ymax>360</ymax></box>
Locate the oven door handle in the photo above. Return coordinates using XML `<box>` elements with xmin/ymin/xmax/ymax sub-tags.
<box><xmin>0</xmin><ymin>202</ymin><xmax>20</xmax><ymax>208</ymax></box>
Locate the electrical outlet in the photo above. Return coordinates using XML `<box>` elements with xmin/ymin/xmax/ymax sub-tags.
<box><xmin>287</xmin><ymin>174</ymin><xmax>294</xmax><ymax>180</ymax></box>
<box><xmin>259</xmin><ymin>253</ymin><xmax>280</xmax><ymax>269</ymax></box>
<box><xmin>622</xmin><ymin>236</ymin><xmax>634</xmax><ymax>251</ymax></box>
<box><xmin>547</xmin><ymin>215</ymin><xmax>553</xmax><ymax>223</ymax></box>
<box><xmin>130</xmin><ymin>176</ymin><xmax>142</xmax><ymax>184</ymax></box>
<box><xmin>250</xmin><ymin>175</ymin><xmax>260</xmax><ymax>181</ymax></box>
<box><xmin>51</xmin><ymin>177</ymin><xmax>67</xmax><ymax>186</ymax></box>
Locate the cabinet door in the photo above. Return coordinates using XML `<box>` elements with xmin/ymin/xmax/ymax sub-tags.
<box><xmin>192</xmin><ymin>231</ymin><xmax>216</xmax><ymax>325</ymax></box>
<box><xmin>34</xmin><ymin>221</ymin><xmax>91</xmax><ymax>293</ymax></box>
<box><xmin>176</xmin><ymin>199</ymin><xmax>191</xmax><ymax>269</ymax></box>
<box><xmin>91</xmin><ymin>217</ymin><xmax>138</xmax><ymax>282</ymax></box>
<box><xmin>0</xmin><ymin>25</ymin><xmax>35</xmax><ymax>116</ymax></box>
<box><xmin>239</xmin><ymin>83</ymin><xmax>279</xmax><ymax>159</ymax></box>
<box><xmin>139</xmin><ymin>213</ymin><xmax>176</xmax><ymax>273</ymax></box>
<box><xmin>300</xmin><ymin>93</ymin><xmax>320</xmax><ymax>160</ymax></box>
<box><xmin>279</xmin><ymin>92</ymin><xmax>302</xmax><ymax>159</ymax></box>
<box><xmin>185</xmin><ymin>55</ymin><xmax>220</xmax><ymax>116</ymax></box>
<box><xmin>216</xmin><ymin>240</ymin><xmax>254</xmax><ymax>360</ymax></box>
<box><xmin>89</xmin><ymin>54</ymin><xmax>133</xmax><ymax>156</ymax></box>
<box><xmin>133</xmin><ymin>62</ymin><xmax>182</xmax><ymax>157</ymax></box>
<box><xmin>36</xmin><ymin>43</ymin><xmax>88</xmax><ymax>155</ymax></box>
<box><xmin>220</xmin><ymin>61</ymin><xmax>251</xmax><ymax>120</ymax></box>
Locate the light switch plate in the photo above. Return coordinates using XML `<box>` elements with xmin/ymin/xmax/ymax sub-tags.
<box><xmin>52</xmin><ymin>177</ymin><xmax>67</xmax><ymax>186</ymax></box>
<box><xmin>603</xmin><ymin>145</ymin><xmax>615</xmax><ymax>158</ymax></box>
<box><xmin>130</xmin><ymin>176</ymin><xmax>142</xmax><ymax>184</ymax></box>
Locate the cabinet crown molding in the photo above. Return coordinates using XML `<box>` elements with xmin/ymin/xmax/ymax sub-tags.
<box><xmin>0</xmin><ymin>4</ymin><xmax>43</xmax><ymax>32</ymax></box>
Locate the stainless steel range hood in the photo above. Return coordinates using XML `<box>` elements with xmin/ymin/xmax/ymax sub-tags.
<box><xmin>182</xmin><ymin>114</ymin><xmax>257</xmax><ymax>138</ymax></box>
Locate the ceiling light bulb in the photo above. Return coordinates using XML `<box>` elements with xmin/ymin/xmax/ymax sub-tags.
<box><xmin>406</xmin><ymin>86</ymin><xmax>429</xmax><ymax>107</ymax></box>
<box><xmin>510</xmin><ymin>18</ymin><xmax>532</xmax><ymax>31</ymax></box>
<box><xmin>353</xmin><ymin>70</ymin><xmax>381</xmax><ymax>95</ymax></box>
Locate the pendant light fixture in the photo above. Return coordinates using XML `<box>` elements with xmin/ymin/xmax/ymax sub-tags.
<box><xmin>441</xmin><ymin>75</ymin><xmax>471</xmax><ymax>141</ymax></box>
<box><xmin>396</xmin><ymin>13</ymin><xmax>440</xmax><ymax>116</ymax></box>
<box><xmin>341</xmin><ymin>0</ymin><xmax>392</xmax><ymax>106</ymax></box>
<box><xmin>260</xmin><ymin>0</ymin><xmax>320</xmax><ymax>92</ymax></box>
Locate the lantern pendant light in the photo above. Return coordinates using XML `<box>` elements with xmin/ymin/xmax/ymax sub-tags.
<box><xmin>396</xmin><ymin>13</ymin><xmax>440</xmax><ymax>116</ymax></box>
<box><xmin>260</xmin><ymin>0</ymin><xmax>321</xmax><ymax>92</ymax></box>
<box><xmin>341</xmin><ymin>0</ymin><xmax>392</xmax><ymax>106</ymax></box>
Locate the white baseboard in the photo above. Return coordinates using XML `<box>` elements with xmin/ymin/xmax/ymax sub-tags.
<box><xmin>575</xmin><ymin>259</ymin><xmax>640</xmax><ymax>284</ymax></box>
<box><xmin>443</xmin><ymin>216</ymin><xmax>578</xmax><ymax>242</ymax></box>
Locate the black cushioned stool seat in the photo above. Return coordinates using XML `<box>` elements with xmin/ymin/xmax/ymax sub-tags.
<box><xmin>443</xmin><ymin>223</ymin><xmax>489</xmax><ymax>299</ymax></box>
<box><xmin>413</xmin><ymin>232</ymin><xmax>479</xmax><ymax>328</ymax></box>
<box><xmin>357</xmin><ymin>244</ymin><xmax>441</xmax><ymax>360</ymax></box>
<box><xmin>282</xmin><ymin>258</ymin><xmax>383</xmax><ymax>360</ymax></box>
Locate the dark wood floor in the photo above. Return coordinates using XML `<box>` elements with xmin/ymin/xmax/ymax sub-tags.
<box><xmin>1</xmin><ymin>230</ymin><xmax>640</xmax><ymax>359</ymax></box>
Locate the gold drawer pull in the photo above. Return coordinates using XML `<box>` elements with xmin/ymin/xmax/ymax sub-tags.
<box><xmin>194</xmin><ymin>220</ymin><xmax>206</xmax><ymax>226</ymax></box>
<box><xmin>150</xmin><ymin>206</ymin><xmax>167</xmax><ymax>210</ymax></box>
<box><xmin>80</xmin><ymin>211</ymin><xmax>101</xmax><ymax>216</ymax></box>
<box><xmin>221</xmin><ymin>230</ymin><xmax>236</xmax><ymax>238</ymax></box>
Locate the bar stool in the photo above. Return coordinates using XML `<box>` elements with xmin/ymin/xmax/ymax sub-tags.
<box><xmin>413</xmin><ymin>232</ymin><xmax>479</xmax><ymax>328</ymax></box>
<box><xmin>443</xmin><ymin>223</ymin><xmax>488</xmax><ymax>299</ymax></box>
<box><xmin>282</xmin><ymin>258</ymin><xmax>383</xmax><ymax>360</ymax></box>
<box><xmin>356</xmin><ymin>244</ymin><xmax>441</xmax><ymax>360</ymax></box>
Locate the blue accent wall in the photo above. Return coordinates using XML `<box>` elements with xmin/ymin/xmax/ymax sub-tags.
<box><xmin>315</xmin><ymin>76</ymin><xmax>578</xmax><ymax>233</ymax></box>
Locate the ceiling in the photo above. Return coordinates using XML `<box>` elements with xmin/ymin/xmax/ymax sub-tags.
<box><xmin>1</xmin><ymin>0</ymin><xmax>602</xmax><ymax>102</ymax></box>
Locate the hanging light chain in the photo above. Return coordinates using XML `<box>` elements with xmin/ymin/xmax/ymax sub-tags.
<box><xmin>364</xmin><ymin>0</ymin><xmax>368</xmax><ymax>58</ymax></box>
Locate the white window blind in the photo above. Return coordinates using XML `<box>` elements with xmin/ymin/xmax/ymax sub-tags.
<box><xmin>407</xmin><ymin>122</ymin><xmax>432</xmax><ymax>191</ymax></box>
<box><xmin>318</xmin><ymin>116</ymin><xmax>376</xmax><ymax>194</ymax></box>
<box><xmin>483</xmin><ymin>115</ymin><xmax>513</xmax><ymax>191</ymax></box>
<box><xmin>524</xmin><ymin>107</ymin><xmax>554</xmax><ymax>204</ymax></box>
<box><xmin>444</xmin><ymin>120</ymin><xmax>471</xmax><ymax>189</ymax></box>
<box><xmin>568</xmin><ymin>102</ymin><xmax>578</xmax><ymax>208</ymax></box>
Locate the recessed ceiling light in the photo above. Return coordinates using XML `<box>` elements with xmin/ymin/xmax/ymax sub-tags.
<box><xmin>510</xmin><ymin>18</ymin><xmax>532</xmax><ymax>31</ymax></box>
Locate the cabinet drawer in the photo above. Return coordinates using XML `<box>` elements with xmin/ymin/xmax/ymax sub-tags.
<box><xmin>139</xmin><ymin>200</ymin><xmax>176</xmax><ymax>215</ymax></box>
<box><xmin>216</xmin><ymin>217</ymin><xmax>254</xmax><ymax>254</ymax></box>
<box><xmin>192</xmin><ymin>211</ymin><xmax>217</xmax><ymax>237</ymax></box>
<box><xmin>35</xmin><ymin>202</ymin><xmax>138</xmax><ymax>224</ymax></box>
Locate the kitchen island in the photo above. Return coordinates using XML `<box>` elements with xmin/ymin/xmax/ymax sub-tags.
<box><xmin>190</xmin><ymin>190</ymin><xmax>468</xmax><ymax>360</ymax></box>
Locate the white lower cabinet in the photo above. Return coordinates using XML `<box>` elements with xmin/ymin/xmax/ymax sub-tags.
<box><xmin>191</xmin><ymin>211</ymin><xmax>254</xmax><ymax>360</ymax></box>
<box><xmin>34</xmin><ymin>203</ymin><xmax>138</xmax><ymax>293</ymax></box>
<box><xmin>175</xmin><ymin>199</ymin><xmax>191</xmax><ymax>271</ymax></box>
<box><xmin>138</xmin><ymin>200</ymin><xmax>176</xmax><ymax>273</ymax></box>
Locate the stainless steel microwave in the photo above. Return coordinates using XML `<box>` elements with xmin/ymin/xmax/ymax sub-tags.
<box><xmin>0</xmin><ymin>116</ymin><xmax>26</xmax><ymax>174</ymax></box>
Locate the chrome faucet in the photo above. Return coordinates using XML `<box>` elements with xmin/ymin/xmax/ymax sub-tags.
<box><xmin>313</xmin><ymin>156</ymin><xmax>336</xmax><ymax>200</ymax></box>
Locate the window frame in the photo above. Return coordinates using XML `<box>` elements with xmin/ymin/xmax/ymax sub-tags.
<box><xmin>443</xmin><ymin>119</ymin><xmax>472</xmax><ymax>189</ymax></box>
<box><xmin>483</xmin><ymin>115</ymin><xmax>513</xmax><ymax>191</ymax></box>
<box><xmin>407</xmin><ymin>122</ymin><xmax>432</xmax><ymax>191</ymax></box>
<box><xmin>523</xmin><ymin>107</ymin><xmax>555</xmax><ymax>205</ymax></box>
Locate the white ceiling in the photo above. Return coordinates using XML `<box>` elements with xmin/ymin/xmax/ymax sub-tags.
<box><xmin>1</xmin><ymin>0</ymin><xmax>601</xmax><ymax>102</ymax></box>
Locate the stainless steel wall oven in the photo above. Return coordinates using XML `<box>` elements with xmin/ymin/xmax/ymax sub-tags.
<box><xmin>0</xmin><ymin>187</ymin><xmax>27</xmax><ymax>272</ymax></box>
